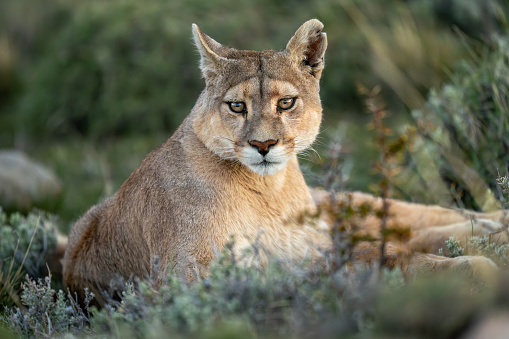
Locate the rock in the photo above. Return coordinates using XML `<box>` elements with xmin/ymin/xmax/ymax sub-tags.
<box><xmin>462</xmin><ymin>312</ymin><xmax>509</xmax><ymax>339</ymax></box>
<box><xmin>0</xmin><ymin>150</ymin><xmax>61</xmax><ymax>210</ymax></box>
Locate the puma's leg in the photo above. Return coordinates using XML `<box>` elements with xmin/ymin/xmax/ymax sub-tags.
<box><xmin>345</xmin><ymin>191</ymin><xmax>506</xmax><ymax>230</ymax></box>
<box><xmin>310</xmin><ymin>188</ymin><xmax>506</xmax><ymax>232</ymax></box>
<box><xmin>407</xmin><ymin>253</ymin><xmax>499</xmax><ymax>283</ymax></box>
<box><xmin>352</xmin><ymin>242</ymin><xmax>499</xmax><ymax>283</ymax></box>
<box><xmin>408</xmin><ymin>219</ymin><xmax>509</xmax><ymax>256</ymax></box>
<box><xmin>311</xmin><ymin>188</ymin><xmax>505</xmax><ymax>282</ymax></box>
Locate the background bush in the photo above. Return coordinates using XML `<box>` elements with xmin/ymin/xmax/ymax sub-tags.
<box><xmin>2</xmin><ymin>241</ymin><xmax>507</xmax><ymax>339</ymax></box>
<box><xmin>0</xmin><ymin>0</ymin><xmax>505</xmax><ymax>142</ymax></box>
<box><xmin>411</xmin><ymin>37</ymin><xmax>509</xmax><ymax>210</ymax></box>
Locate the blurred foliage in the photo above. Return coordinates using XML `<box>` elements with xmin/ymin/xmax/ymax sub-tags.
<box><xmin>373</xmin><ymin>274</ymin><xmax>494</xmax><ymax>339</ymax></box>
<box><xmin>3</xmin><ymin>240</ymin><xmax>509</xmax><ymax>339</ymax></box>
<box><xmin>0</xmin><ymin>210</ymin><xmax>57</xmax><ymax>279</ymax></box>
<box><xmin>410</xmin><ymin>36</ymin><xmax>509</xmax><ymax>210</ymax></box>
<box><xmin>0</xmin><ymin>0</ymin><xmax>506</xmax><ymax>144</ymax></box>
<box><xmin>34</xmin><ymin>135</ymin><xmax>166</xmax><ymax>228</ymax></box>
<box><xmin>337</xmin><ymin>0</ymin><xmax>509</xmax><ymax>207</ymax></box>
<box><xmin>0</xmin><ymin>209</ymin><xmax>57</xmax><ymax>307</ymax></box>
<box><xmin>497</xmin><ymin>174</ymin><xmax>509</xmax><ymax>206</ymax></box>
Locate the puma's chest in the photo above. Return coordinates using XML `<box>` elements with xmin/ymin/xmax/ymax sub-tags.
<box><xmin>218</xmin><ymin>176</ymin><xmax>311</xmax><ymax>230</ymax></box>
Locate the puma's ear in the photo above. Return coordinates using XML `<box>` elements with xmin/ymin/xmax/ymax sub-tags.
<box><xmin>192</xmin><ymin>24</ymin><xmax>230</xmax><ymax>78</ymax></box>
<box><xmin>286</xmin><ymin>19</ymin><xmax>327</xmax><ymax>79</ymax></box>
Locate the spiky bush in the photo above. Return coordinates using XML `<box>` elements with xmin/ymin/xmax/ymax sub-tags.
<box><xmin>2</xmin><ymin>240</ymin><xmax>502</xmax><ymax>339</ymax></box>
<box><xmin>1</xmin><ymin>275</ymin><xmax>93</xmax><ymax>338</ymax></box>
<box><xmin>0</xmin><ymin>209</ymin><xmax>58</xmax><ymax>307</ymax></box>
<box><xmin>412</xmin><ymin>36</ymin><xmax>509</xmax><ymax>210</ymax></box>
<box><xmin>90</xmin><ymin>252</ymin><xmax>369</xmax><ymax>338</ymax></box>
<box><xmin>1</xmin><ymin>241</ymin><xmax>378</xmax><ymax>338</ymax></box>
<box><xmin>497</xmin><ymin>174</ymin><xmax>509</xmax><ymax>206</ymax></box>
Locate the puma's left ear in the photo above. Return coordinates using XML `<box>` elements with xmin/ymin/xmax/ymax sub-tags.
<box><xmin>286</xmin><ymin>19</ymin><xmax>327</xmax><ymax>79</ymax></box>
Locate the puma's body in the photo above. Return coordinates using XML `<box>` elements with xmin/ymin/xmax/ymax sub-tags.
<box><xmin>64</xmin><ymin>20</ymin><xmax>506</xmax><ymax>305</ymax></box>
<box><xmin>65</xmin><ymin>122</ymin><xmax>318</xmax><ymax>301</ymax></box>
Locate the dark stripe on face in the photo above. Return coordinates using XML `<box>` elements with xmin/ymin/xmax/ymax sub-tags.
<box><xmin>258</xmin><ymin>53</ymin><xmax>264</xmax><ymax>101</ymax></box>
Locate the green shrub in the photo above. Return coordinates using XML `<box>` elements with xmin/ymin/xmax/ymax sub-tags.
<box><xmin>89</xmin><ymin>243</ymin><xmax>369</xmax><ymax>338</ymax></box>
<box><xmin>1</xmin><ymin>275</ymin><xmax>93</xmax><ymax>338</ymax></box>
<box><xmin>0</xmin><ymin>210</ymin><xmax>57</xmax><ymax>279</ymax></box>
<box><xmin>411</xmin><ymin>36</ymin><xmax>509</xmax><ymax>210</ymax></box>
<box><xmin>2</xmin><ymin>242</ymin><xmax>499</xmax><ymax>339</ymax></box>
<box><xmin>374</xmin><ymin>274</ymin><xmax>492</xmax><ymax>339</ymax></box>
<box><xmin>497</xmin><ymin>174</ymin><xmax>509</xmax><ymax>206</ymax></box>
<box><xmin>0</xmin><ymin>209</ymin><xmax>58</xmax><ymax>307</ymax></box>
<box><xmin>12</xmin><ymin>0</ymin><xmax>201</xmax><ymax>139</ymax></box>
<box><xmin>444</xmin><ymin>236</ymin><xmax>465</xmax><ymax>258</ymax></box>
<box><xmin>1</xmin><ymin>241</ymin><xmax>376</xmax><ymax>338</ymax></box>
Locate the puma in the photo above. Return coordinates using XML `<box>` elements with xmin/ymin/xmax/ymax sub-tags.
<box><xmin>63</xmin><ymin>19</ymin><xmax>507</xmax><ymax>305</ymax></box>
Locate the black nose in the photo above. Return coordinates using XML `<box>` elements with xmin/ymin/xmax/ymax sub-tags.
<box><xmin>249</xmin><ymin>139</ymin><xmax>278</xmax><ymax>156</ymax></box>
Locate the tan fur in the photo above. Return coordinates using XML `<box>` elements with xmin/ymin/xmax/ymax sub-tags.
<box><xmin>312</xmin><ymin>190</ymin><xmax>507</xmax><ymax>276</ymax></box>
<box><xmin>63</xmin><ymin>20</ymin><xmax>507</xmax><ymax>305</ymax></box>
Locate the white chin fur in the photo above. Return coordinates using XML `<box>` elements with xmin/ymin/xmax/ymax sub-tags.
<box><xmin>240</xmin><ymin>147</ymin><xmax>289</xmax><ymax>176</ymax></box>
<box><xmin>246</xmin><ymin>161</ymin><xmax>288</xmax><ymax>176</ymax></box>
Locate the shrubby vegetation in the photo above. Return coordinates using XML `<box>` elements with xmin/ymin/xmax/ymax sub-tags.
<box><xmin>2</xmin><ymin>275</ymin><xmax>92</xmax><ymax>338</ymax></box>
<box><xmin>1</xmin><ymin>234</ymin><xmax>508</xmax><ymax>338</ymax></box>
<box><xmin>0</xmin><ymin>209</ymin><xmax>57</xmax><ymax>308</ymax></box>
<box><xmin>410</xmin><ymin>37</ymin><xmax>509</xmax><ymax>210</ymax></box>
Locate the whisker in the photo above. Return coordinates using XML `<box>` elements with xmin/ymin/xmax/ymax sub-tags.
<box><xmin>297</xmin><ymin>155</ymin><xmax>318</xmax><ymax>164</ymax></box>
<box><xmin>306</xmin><ymin>146</ymin><xmax>321</xmax><ymax>160</ymax></box>
<box><xmin>319</xmin><ymin>125</ymin><xmax>332</xmax><ymax>134</ymax></box>
<box><xmin>312</xmin><ymin>139</ymin><xmax>325</xmax><ymax>147</ymax></box>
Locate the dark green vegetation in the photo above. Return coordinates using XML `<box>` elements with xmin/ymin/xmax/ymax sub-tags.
<box><xmin>1</xmin><ymin>0</ymin><xmax>509</xmax><ymax>337</ymax></box>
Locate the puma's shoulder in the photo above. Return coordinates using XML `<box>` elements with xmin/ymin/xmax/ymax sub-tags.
<box><xmin>63</xmin><ymin>20</ymin><xmax>328</xmax><ymax>305</ymax></box>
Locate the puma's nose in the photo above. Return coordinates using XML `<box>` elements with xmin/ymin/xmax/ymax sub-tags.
<box><xmin>249</xmin><ymin>139</ymin><xmax>278</xmax><ymax>156</ymax></box>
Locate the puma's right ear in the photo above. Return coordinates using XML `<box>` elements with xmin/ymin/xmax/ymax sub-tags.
<box><xmin>286</xmin><ymin>19</ymin><xmax>328</xmax><ymax>79</ymax></box>
<box><xmin>192</xmin><ymin>24</ymin><xmax>230</xmax><ymax>79</ymax></box>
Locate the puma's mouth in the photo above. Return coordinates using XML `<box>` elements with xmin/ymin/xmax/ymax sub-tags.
<box><xmin>238</xmin><ymin>145</ymin><xmax>289</xmax><ymax>176</ymax></box>
<box><xmin>246</xmin><ymin>159</ymin><xmax>287</xmax><ymax>176</ymax></box>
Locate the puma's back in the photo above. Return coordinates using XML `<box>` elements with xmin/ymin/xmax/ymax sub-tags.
<box><xmin>63</xmin><ymin>20</ymin><xmax>328</xmax><ymax>304</ymax></box>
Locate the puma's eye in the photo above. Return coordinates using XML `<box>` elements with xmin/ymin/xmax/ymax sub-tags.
<box><xmin>277</xmin><ymin>98</ymin><xmax>296</xmax><ymax>111</ymax></box>
<box><xmin>228</xmin><ymin>102</ymin><xmax>246</xmax><ymax>114</ymax></box>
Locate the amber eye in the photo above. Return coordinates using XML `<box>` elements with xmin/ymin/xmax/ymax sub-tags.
<box><xmin>228</xmin><ymin>102</ymin><xmax>246</xmax><ymax>114</ymax></box>
<box><xmin>277</xmin><ymin>98</ymin><xmax>296</xmax><ymax>111</ymax></box>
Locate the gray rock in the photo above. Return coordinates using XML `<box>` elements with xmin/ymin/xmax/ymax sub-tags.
<box><xmin>461</xmin><ymin>312</ymin><xmax>509</xmax><ymax>339</ymax></box>
<box><xmin>0</xmin><ymin>150</ymin><xmax>61</xmax><ymax>210</ymax></box>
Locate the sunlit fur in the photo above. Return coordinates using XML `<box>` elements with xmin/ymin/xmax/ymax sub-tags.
<box><xmin>64</xmin><ymin>20</ymin><xmax>330</xmax><ymax>306</ymax></box>
<box><xmin>63</xmin><ymin>20</ymin><xmax>507</xmax><ymax>307</ymax></box>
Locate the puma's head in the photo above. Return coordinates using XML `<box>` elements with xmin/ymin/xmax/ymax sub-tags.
<box><xmin>191</xmin><ymin>20</ymin><xmax>327</xmax><ymax>176</ymax></box>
